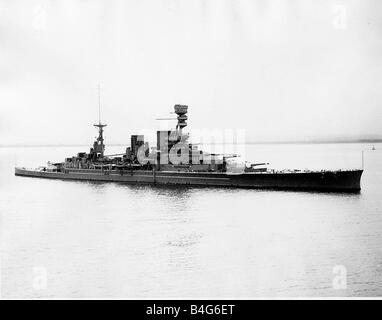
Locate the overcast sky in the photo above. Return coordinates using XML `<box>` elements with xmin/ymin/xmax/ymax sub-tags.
<box><xmin>0</xmin><ymin>0</ymin><xmax>381</xmax><ymax>145</ymax></box>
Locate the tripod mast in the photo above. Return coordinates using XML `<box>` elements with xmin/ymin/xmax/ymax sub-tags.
<box><xmin>93</xmin><ymin>83</ymin><xmax>107</xmax><ymax>157</ymax></box>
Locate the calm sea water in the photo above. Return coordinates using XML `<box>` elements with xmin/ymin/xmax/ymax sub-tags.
<box><xmin>1</xmin><ymin>143</ymin><xmax>381</xmax><ymax>298</ymax></box>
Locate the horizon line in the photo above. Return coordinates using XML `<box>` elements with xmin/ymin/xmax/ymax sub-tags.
<box><xmin>1</xmin><ymin>138</ymin><xmax>382</xmax><ymax>148</ymax></box>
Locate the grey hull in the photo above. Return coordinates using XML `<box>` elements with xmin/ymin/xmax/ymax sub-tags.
<box><xmin>15</xmin><ymin>167</ymin><xmax>363</xmax><ymax>192</ymax></box>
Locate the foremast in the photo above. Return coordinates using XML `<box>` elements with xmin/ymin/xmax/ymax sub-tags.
<box><xmin>92</xmin><ymin>83</ymin><xmax>107</xmax><ymax>158</ymax></box>
<box><xmin>93</xmin><ymin>122</ymin><xmax>107</xmax><ymax>158</ymax></box>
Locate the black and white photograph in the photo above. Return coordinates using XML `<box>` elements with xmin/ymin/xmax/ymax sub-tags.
<box><xmin>0</xmin><ymin>0</ymin><xmax>381</xmax><ymax>302</ymax></box>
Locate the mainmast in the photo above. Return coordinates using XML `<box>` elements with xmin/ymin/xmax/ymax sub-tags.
<box><xmin>93</xmin><ymin>83</ymin><xmax>107</xmax><ymax>158</ymax></box>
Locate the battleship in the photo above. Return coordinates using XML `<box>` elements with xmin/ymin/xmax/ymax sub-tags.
<box><xmin>15</xmin><ymin>104</ymin><xmax>363</xmax><ymax>192</ymax></box>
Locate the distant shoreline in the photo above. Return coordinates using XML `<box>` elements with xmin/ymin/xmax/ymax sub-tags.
<box><xmin>1</xmin><ymin>139</ymin><xmax>381</xmax><ymax>148</ymax></box>
<box><xmin>246</xmin><ymin>139</ymin><xmax>382</xmax><ymax>145</ymax></box>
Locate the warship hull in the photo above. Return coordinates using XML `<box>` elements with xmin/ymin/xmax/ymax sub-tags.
<box><xmin>15</xmin><ymin>167</ymin><xmax>363</xmax><ymax>192</ymax></box>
